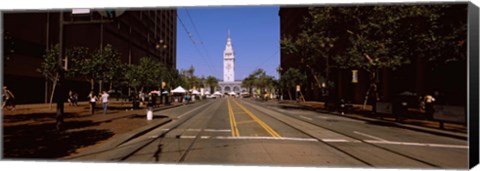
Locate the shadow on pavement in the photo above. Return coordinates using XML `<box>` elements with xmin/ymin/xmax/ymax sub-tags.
<box><xmin>3</xmin><ymin>112</ymin><xmax>86</xmax><ymax>123</ymax></box>
<box><xmin>3</xmin><ymin>120</ymin><xmax>114</xmax><ymax>159</ymax></box>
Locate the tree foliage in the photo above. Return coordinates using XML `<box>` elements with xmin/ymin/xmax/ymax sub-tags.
<box><xmin>205</xmin><ymin>76</ymin><xmax>219</xmax><ymax>93</ymax></box>
<box><xmin>242</xmin><ymin>69</ymin><xmax>276</xmax><ymax>94</ymax></box>
<box><xmin>281</xmin><ymin>4</ymin><xmax>467</xmax><ymax>108</ymax></box>
<box><xmin>279</xmin><ymin>68</ymin><xmax>307</xmax><ymax>100</ymax></box>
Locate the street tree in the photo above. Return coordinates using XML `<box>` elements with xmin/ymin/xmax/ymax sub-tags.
<box><xmin>281</xmin><ymin>5</ymin><xmax>466</xmax><ymax>111</ymax></box>
<box><xmin>68</xmin><ymin>44</ymin><xmax>122</xmax><ymax>93</ymax></box>
<box><xmin>37</xmin><ymin>44</ymin><xmax>62</xmax><ymax>108</ymax></box>
<box><xmin>279</xmin><ymin>68</ymin><xmax>307</xmax><ymax>100</ymax></box>
<box><xmin>205</xmin><ymin>76</ymin><xmax>219</xmax><ymax>94</ymax></box>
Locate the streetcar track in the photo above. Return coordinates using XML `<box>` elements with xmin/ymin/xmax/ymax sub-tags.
<box><xmin>117</xmin><ymin>100</ymin><xmax>218</xmax><ymax>161</ymax></box>
<box><xmin>175</xmin><ymin>100</ymin><xmax>224</xmax><ymax>163</ymax></box>
<box><xmin>240</xmin><ymin>99</ymin><xmax>443</xmax><ymax>168</ymax></box>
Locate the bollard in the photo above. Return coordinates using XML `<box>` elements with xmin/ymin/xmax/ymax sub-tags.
<box><xmin>147</xmin><ymin>100</ymin><xmax>153</xmax><ymax>120</ymax></box>
<box><xmin>147</xmin><ymin>106</ymin><xmax>153</xmax><ymax>120</ymax></box>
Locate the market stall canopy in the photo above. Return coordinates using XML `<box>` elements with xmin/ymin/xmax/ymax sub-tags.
<box><xmin>192</xmin><ymin>90</ymin><xmax>200</xmax><ymax>95</ymax></box>
<box><xmin>213</xmin><ymin>91</ymin><xmax>222</xmax><ymax>95</ymax></box>
<box><xmin>172</xmin><ymin>86</ymin><xmax>187</xmax><ymax>93</ymax></box>
<box><xmin>229</xmin><ymin>92</ymin><xmax>236</xmax><ymax>95</ymax></box>
<box><xmin>204</xmin><ymin>91</ymin><xmax>211</xmax><ymax>95</ymax></box>
<box><xmin>162</xmin><ymin>90</ymin><xmax>170</xmax><ymax>95</ymax></box>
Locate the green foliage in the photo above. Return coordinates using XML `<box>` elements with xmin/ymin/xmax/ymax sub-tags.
<box><xmin>38</xmin><ymin>44</ymin><xmax>61</xmax><ymax>82</ymax></box>
<box><xmin>67</xmin><ymin>44</ymin><xmax>122</xmax><ymax>91</ymax></box>
<box><xmin>281</xmin><ymin>4</ymin><xmax>467</xmax><ymax>88</ymax></box>
<box><xmin>205</xmin><ymin>76</ymin><xmax>219</xmax><ymax>93</ymax></box>
<box><xmin>279</xmin><ymin>68</ymin><xmax>306</xmax><ymax>90</ymax></box>
<box><xmin>123</xmin><ymin>56</ymin><xmax>167</xmax><ymax>91</ymax></box>
<box><xmin>242</xmin><ymin>69</ymin><xmax>276</xmax><ymax>93</ymax></box>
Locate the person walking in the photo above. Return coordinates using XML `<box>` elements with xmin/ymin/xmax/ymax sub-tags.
<box><xmin>68</xmin><ymin>90</ymin><xmax>74</xmax><ymax>106</ymax></box>
<box><xmin>73</xmin><ymin>91</ymin><xmax>79</xmax><ymax>107</ymax></box>
<box><xmin>101</xmin><ymin>91</ymin><xmax>109</xmax><ymax>114</ymax></box>
<box><xmin>424</xmin><ymin>94</ymin><xmax>436</xmax><ymax>120</ymax></box>
<box><xmin>88</xmin><ymin>91</ymin><xmax>98</xmax><ymax>115</ymax></box>
<box><xmin>2</xmin><ymin>86</ymin><xmax>16</xmax><ymax>111</ymax></box>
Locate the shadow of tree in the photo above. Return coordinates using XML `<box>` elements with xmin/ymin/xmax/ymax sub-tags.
<box><xmin>3</xmin><ymin>112</ymin><xmax>88</xmax><ymax>123</ymax></box>
<box><xmin>3</xmin><ymin>120</ymin><xmax>114</xmax><ymax>159</ymax></box>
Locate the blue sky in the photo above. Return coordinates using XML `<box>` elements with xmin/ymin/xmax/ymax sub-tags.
<box><xmin>176</xmin><ymin>6</ymin><xmax>280</xmax><ymax>81</ymax></box>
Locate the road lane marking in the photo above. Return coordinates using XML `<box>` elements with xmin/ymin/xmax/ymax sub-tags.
<box><xmin>316</xmin><ymin>116</ymin><xmax>329</xmax><ymax>119</ymax></box>
<box><xmin>365</xmin><ymin>140</ymin><xmax>468</xmax><ymax>149</ymax></box>
<box><xmin>177</xmin><ymin>102</ymin><xmax>213</xmax><ymax>119</ymax></box>
<box><xmin>169</xmin><ymin>135</ymin><xmax>468</xmax><ymax>149</ymax></box>
<box><xmin>232</xmin><ymin>99</ymin><xmax>281</xmax><ymax>138</ymax></box>
<box><xmin>354</xmin><ymin>131</ymin><xmax>389</xmax><ymax>142</ymax></box>
<box><xmin>321</xmin><ymin>139</ymin><xmax>350</xmax><ymax>142</ymax></box>
<box><xmin>227</xmin><ymin>98</ymin><xmax>240</xmax><ymax>137</ymax></box>
<box><xmin>204</xmin><ymin>129</ymin><xmax>231</xmax><ymax>132</ymax></box>
<box><xmin>300</xmin><ymin>115</ymin><xmax>313</xmax><ymax>121</ymax></box>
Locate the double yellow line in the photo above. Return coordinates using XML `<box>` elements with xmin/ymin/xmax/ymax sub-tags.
<box><xmin>227</xmin><ymin>99</ymin><xmax>240</xmax><ymax>137</ymax></box>
<box><xmin>228</xmin><ymin>98</ymin><xmax>281</xmax><ymax>138</ymax></box>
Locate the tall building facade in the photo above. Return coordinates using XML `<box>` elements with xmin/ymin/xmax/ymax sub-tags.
<box><xmin>217</xmin><ymin>31</ymin><xmax>244</xmax><ymax>94</ymax></box>
<box><xmin>2</xmin><ymin>9</ymin><xmax>177</xmax><ymax>104</ymax></box>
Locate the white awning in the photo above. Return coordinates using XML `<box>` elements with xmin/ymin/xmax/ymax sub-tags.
<box><xmin>192</xmin><ymin>90</ymin><xmax>200</xmax><ymax>95</ymax></box>
<box><xmin>172</xmin><ymin>86</ymin><xmax>187</xmax><ymax>93</ymax></box>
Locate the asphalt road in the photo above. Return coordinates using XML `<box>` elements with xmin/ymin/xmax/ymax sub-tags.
<box><xmin>70</xmin><ymin>97</ymin><xmax>468</xmax><ymax>169</ymax></box>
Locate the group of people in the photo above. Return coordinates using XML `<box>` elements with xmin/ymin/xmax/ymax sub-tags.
<box><xmin>68</xmin><ymin>90</ymin><xmax>79</xmax><ymax>107</ymax></box>
<box><xmin>88</xmin><ymin>91</ymin><xmax>110</xmax><ymax>115</ymax></box>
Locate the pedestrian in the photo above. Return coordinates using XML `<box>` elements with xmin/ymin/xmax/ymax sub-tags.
<box><xmin>68</xmin><ymin>90</ymin><xmax>74</xmax><ymax>106</ymax></box>
<box><xmin>2</xmin><ymin>86</ymin><xmax>16</xmax><ymax>111</ymax></box>
<box><xmin>88</xmin><ymin>91</ymin><xmax>98</xmax><ymax>115</ymax></box>
<box><xmin>101</xmin><ymin>91</ymin><xmax>109</xmax><ymax>114</ymax></box>
<box><xmin>73</xmin><ymin>91</ymin><xmax>79</xmax><ymax>106</ymax></box>
<box><xmin>424</xmin><ymin>94</ymin><xmax>436</xmax><ymax>120</ymax></box>
<box><xmin>338</xmin><ymin>99</ymin><xmax>346</xmax><ymax>115</ymax></box>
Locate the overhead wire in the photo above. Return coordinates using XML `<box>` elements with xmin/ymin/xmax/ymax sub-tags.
<box><xmin>177</xmin><ymin>9</ymin><xmax>216</xmax><ymax>76</ymax></box>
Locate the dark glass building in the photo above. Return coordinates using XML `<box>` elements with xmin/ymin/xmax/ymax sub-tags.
<box><xmin>3</xmin><ymin>9</ymin><xmax>177</xmax><ymax>104</ymax></box>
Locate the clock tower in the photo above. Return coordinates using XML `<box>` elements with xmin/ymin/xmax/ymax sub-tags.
<box><xmin>223</xmin><ymin>30</ymin><xmax>235</xmax><ymax>82</ymax></box>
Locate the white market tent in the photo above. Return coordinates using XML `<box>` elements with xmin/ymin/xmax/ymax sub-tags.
<box><xmin>204</xmin><ymin>91</ymin><xmax>211</xmax><ymax>95</ymax></box>
<box><xmin>192</xmin><ymin>90</ymin><xmax>200</xmax><ymax>95</ymax></box>
<box><xmin>213</xmin><ymin>91</ymin><xmax>222</xmax><ymax>95</ymax></box>
<box><xmin>172</xmin><ymin>86</ymin><xmax>187</xmax><ymax>93</ymax></box>
<box><xmin>229</xmin><ymin>92</ymin><xmax>236</xmax><ymax>95</ymax></box>
<box><xmin>162</xmin><ymin>90</ymin><xmax>169</xmax><ymax>95</ymax></box>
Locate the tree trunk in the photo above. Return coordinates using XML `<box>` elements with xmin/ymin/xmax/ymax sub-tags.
<box><xmin>90</xmin><ymin>78</ymin><xmax>95</xmax><ymax>92</ymax></box>
<box><xmin>287</xmin><ymin>86</ymin><xmax>293</xmax><ymax>100</ymax></box>
<box><xmin>99</xmin><ymin>80</ymin><xmax>103</xmax><ymax>93</ymax></box>
<box><xmin>109</xmin><ymin>81</ymin><xmax>113</xmax><ymax>91</ymax></box>
<box><xmin>362</xmin><ymin>71</ymin><xmax>378</xmax><ymax>113</ymax></box>
<box><xmin>49</xmin><ymin>73</ymin><xmax>59</xmax><ymax>109</ymax></box>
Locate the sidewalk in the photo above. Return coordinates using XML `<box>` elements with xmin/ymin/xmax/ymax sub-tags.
<box><xmin>2</xmin><ymin>100</ymin><xmax>183</xmax><ymax>159</ymax></box>
<box><xmin>275</xmin><ymin>100</ymin><xmax>467</xmax><ymax>140</ymax></box>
